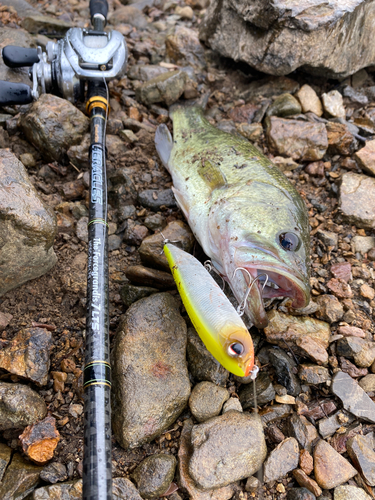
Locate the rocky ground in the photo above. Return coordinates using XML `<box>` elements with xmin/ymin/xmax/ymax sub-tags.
<box><xmin>1</xmin><ymin>0</ymin><xmax>375</xmax><ymax>499</ymax></box>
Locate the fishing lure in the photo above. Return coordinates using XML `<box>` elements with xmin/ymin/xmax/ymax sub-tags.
<box><xmin>164</xmin><ymin>242</ymin><xmax>256</xmax><ymax>378</ymax></box>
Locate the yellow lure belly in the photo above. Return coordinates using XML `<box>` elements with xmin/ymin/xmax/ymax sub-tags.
<box><xmin>164</xmin><ymin>242</ymin><xmax>254</xmax><ymax>377</ymax></box>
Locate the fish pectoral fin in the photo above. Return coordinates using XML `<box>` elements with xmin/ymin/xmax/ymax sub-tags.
<box><xmin>198</xmin><ymin>160</ymin><xmax>227</xmax><ymax>191</ymax></box>
<box><xmin>155</xmin><ymin>124</ymin><xmax>173</xmax><ymax>172</ymax></box>
<box><xmin>172</xmin><ymin>187</ymin><xmax>190</xmax><ymax>219</ymax></box>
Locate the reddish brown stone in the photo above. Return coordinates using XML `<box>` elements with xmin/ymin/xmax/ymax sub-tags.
<box><xmin>19</xmin><ymin>416</ymin><xmax>60</xmax><ymax>465</ymax></box>
<box><xmin>340</xmin><ymin>357</ymin><xmax>369</xmax><ymax>378</ymax></box>
<box><xmin>266</xmin><ymin>424</ymin><xmax>285</xmax><ymax>444</ymax></box>
<box><xmin>330</xmin><ymin>262</ymin><xmax>352</xmax><ymax>283</ymax></box>
<box><xmin>0</xmin><ymin>312</ymin><xmax>12</xmax><ymax>330</ymax></box>
<box><xmin>305</xmin><ymin>161</ymin><xmax>325</xmax><ymax>177</ymax></box>
<box><xmin>314</xmin><ymin>439</ymin><xmax>357</xmax><ymax>489</ymax></box>
<box><xmin>326</xmin><ymin>122</ymin><xmax>358</xmax><ymax>156</ymax></box>
<box><xmin>293</xmin><ymin>469</ymin><xmax>322</xmax><ymax>497</ymax></box>
<box><xmin>229</xmin><ymin>103</ymin><xmax>260</xmax><ymax>123</ymax></box>
<box><xmin>51</xmin><ymin>371</ymin><xmax>67</xmax><ymax>393</ymax></box>
<box><xmin>299</xmin><ymin>400</ymin><xmax>337</xmax><ymax>420</ymax></box>
<box><xmin>327</xmin><ymin>278</ymin><xmax>353</xmax><ymax>298</ymax></box>
<box><xmin>299</xmin><ymin>449</ymin><xmax>313</xmax><ymax>475</ymax></box>
<box><xmin>337</xmin><ymin>326</ymin><xmax>366</xmax><ymax>338</ymax></box>
<box><xmin>61</xmin><ymin>358</ymin><xmax>76</xmax><ymax>373</ymax></box>
<box><xmin>330</xmin><ymin>425</ymin><xmax>363</xmax><ymax>454</ymax></box>
<box><xmin>61</xmin><ymin>180</ymin><xmax>85</xmax><ymax>200</ymax></box>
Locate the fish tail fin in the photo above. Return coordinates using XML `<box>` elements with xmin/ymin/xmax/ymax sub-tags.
<box><xmin>169</xmin><ymin>93</ymin><xmax>210</xmax><ymax>119</ymax></box>
<box><xmin>155</xmin><ymin>124</ymin><xmax>173</xmax><ymax>172</ymax></box>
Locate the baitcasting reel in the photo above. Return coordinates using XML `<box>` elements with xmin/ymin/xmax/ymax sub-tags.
<box><xmin>0</xmin><ymin>0</ymin><xmax>128</xmax><ymax>105</ymax></box>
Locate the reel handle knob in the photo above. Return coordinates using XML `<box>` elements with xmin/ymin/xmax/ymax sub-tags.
<box><xmin>90</xmin><ymin>0</ymin><xmax>108</xmax><ymax>25</ymax></box>
<box><xmin>2</xmin><ymin>46</ymin><xmax>39</xmax><ymax>68</ymax></box>
<box><xmin>0</xmin><ymin>80</ymin><xmax>33</xmax><ymax>105</ymax></box>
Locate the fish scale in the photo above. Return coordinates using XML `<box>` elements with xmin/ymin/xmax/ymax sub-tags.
<box><xmin>155</xmin><ymin>103</ymin><xmax>310</xmax><ymax>328</ymax></box>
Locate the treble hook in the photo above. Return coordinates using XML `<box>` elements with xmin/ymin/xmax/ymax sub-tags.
<box><xmin>204</xmin><ymin>260</ymin><xmax>226</xmax><ymax>291</ymax></box>
<box><xmin>232</xmin><ymin>267</ymin><xmax>269</xmax><ymax>317</ymax></box>
<box><xmin>160</xmin><ymin>232</ymin><xmax>182</xmax><ymax>254</ymax></box>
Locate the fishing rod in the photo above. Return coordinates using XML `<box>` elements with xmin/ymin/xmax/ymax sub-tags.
<box><xmin>0</xmin><ymin>2</ymin><xmax>128</xmax><ymax>498</ymax></box>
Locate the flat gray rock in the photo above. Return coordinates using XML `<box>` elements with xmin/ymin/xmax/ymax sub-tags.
<box><xmin>0</xmin><ymin>150</ymin><xmax>57</xmax><ymax>296</ymax></box>
<box><xmin>189</xmin><ymin>410</ymin><xmax>267</xmax><ymax>489</ymax></box>
<box><xmin>200</xmin><ymin>0</ymin><xmax>375</xmax><ymax>78</ymax></box>
<box><xmin>263</xmin><ymin>437</ymin><xmax>299</xmax><ymax>482</ymax></box>
<box><xmin>332</xmin><ymin>371</ymin><xmax>375</xmax><ymax>423</ymax></box>
<box><xmin>0</xmin><ymin>382</ymin><xmax>47</xmax><ymax>430</ymax></box>
<box><xmin>112</xmin><ymin>293</ymin><xmax>191</xmax><ymax>449</ymax></box>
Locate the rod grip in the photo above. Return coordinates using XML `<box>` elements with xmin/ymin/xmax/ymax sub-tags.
<box><xmin>0</xmin><ymin>80</ymin><xmax>33</xmax><ymax>105</ymax></box>
<box><xmin>89</xmin><ymin>0</ymin><xmax>108</xmax><ymax>23</ymax></box>
<box><xmin>2</xmin><ymin>46</ymin><xmax>39</xmax><ymax>68</ymax></box>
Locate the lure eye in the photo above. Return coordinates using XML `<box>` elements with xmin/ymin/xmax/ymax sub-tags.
<box><xmin>278</xmin><ymin>232</ymin><xmax>300</xmax><ymax>252</ymax></box>
<box><xmin>228</xmin><ymin>342</ymin><xmax>244</xmax><ymax>356</ymax></box>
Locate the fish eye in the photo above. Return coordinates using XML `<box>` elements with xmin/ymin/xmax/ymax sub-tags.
<box><xmin>228</xmin><ymin>342</ymin><xmax>244</xmax><ymax>356</ymax></box>
<box><xmin>278</xmin><ymin>232</ymin><xmax>300</xmax><ymax>252</ymax></box>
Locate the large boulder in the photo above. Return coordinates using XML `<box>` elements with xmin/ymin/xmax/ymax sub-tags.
<box><xmin>0</xmin><ymin>150</ymin><xmax>57</xmax><ymax>296</ymax></box>
<box><xmin>199</xmin><ymin>0</ymin><xmax>375</xmax><ymax>78</ymax></box>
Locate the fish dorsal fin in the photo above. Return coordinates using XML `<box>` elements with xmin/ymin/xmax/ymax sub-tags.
<box><xmin>155</xmin><ymin>124</ymin><xmax>173</xmax><ymax>172</ymax></box>
<box><xmin>198</xmin><ymin>160</ymin><xmax>227</xmax><ymax>191</ymax></box>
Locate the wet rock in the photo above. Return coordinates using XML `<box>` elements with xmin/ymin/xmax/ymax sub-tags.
<box><xmin>187</xmin><ymin>328</ymin><xmax>229</xmax><ymax>386</ymax></box>
<box><xmin>125</xmin><ymin>265</ymin><xmax>175</xmax><ymax>289</ymax></box>
<box><xmin>315</xmin><ymin>295</ymin><xmax>344</xmax><ymax>324</ymax></box>
<box><xmin>316</xmin><ymin>229</ymin><xmax>338</xmax><ymax>249</ymax></box>
<box><xmin>336</xmin><ymin>337</ymin><xmax>375</xmax><ymax>368</ymax></box>
<box><xmin>189</xmin><ymin>382</ymin><xmax>229</xmax><ymax>422</ymax></box>
<box><xmin>287</xmin><ymin>488</ymin><xmax>316</xmax><ymax>500</ymax></box>
<box><xmin>240</xmin><ymin>77</ymin><xmax>299</xmax><ymax>100</ymax></box>
<box><xmin>40</xmin><ymin>462</ymin><xmax>68</xmax><ymax>484</ymax></box>
<box><xmin>322</xmin><ymin>91</ymin><xmax>345</xmax><ymax>118</ymax></box>
<box><xmin>0</xmin><ymin>327</ymin><xmax>52</xmax><ymax>385</ymax></box>
<box><xmin>268</xmin><ymin>347</ymin><xmax>301</xmax><ymax>397</ymax></box>
<box><xmin>296</xmin><ymin>85</ymin><xmax>323</xmax><ymax>116</ymax></box>
<box><xmin>178</xmin><ymin>419</ymin><xmax>237</xmax><ymax>500</ymax></box>
<box><xmin>0</xmin><ymin>382</ymin><xmax>47</xmax><ymax>431</ymax></box>
<box><xmin>222</xmin><ymin>397</ymin><xmax>242</xmax><ymax>413</ymax></box>
<box><xmin>314</xmin><ymin>439</ymin><xmax>357</xmax><ymax>489</ymax></box>
<box><xmin>264</xmin><ymin>311</ymin><xmax>330</xmax><ymax>353</ymax></box>
<box><xmin>239</xmin><ymin>372</ymin><xmax>275</xmax><ymax>409</ymax></box>
<box><xmin>138</xmin><ymin>189</ymin><xmax>176</xmax><ymax>210</ymax></box>
<box><xmin>0</xmin><ymin>27</ymin><xmax>37</xmax><ymax>85</ymax></box>
<box><xmin>355</xmin><ymin>140</ymin><xmax>375</xmax><ymax>176</ymax></box>
<box><xmin>351</xmin><ymin>236</ymin><xmax>375</xmax><ymax>255</ymax></box>
<box><xmin>19</xmin><ymin>416</ymin><xmax>60</xmax><ymax>465</ymax></box>
<box><xmin>108</xmin><ymin>5</ymin><xmax>147</xmax><ymax>29</ymax></box>
<box><xmin>298</xmin><ymin>364</ymin><xmax>330</xmax><ymax>385</ymax></box>
<box><xmin>318</xmin><ymin>410</ymin><xmax>355</xmax><ymax>439</ymax></box>
<box><xmin>120</xmin><ymin>283</ymin><xmax>158</xmax><ymax>308</ymax></box>
<box><xmin>189</xmin><ymin>410</ymin><xmax>267</xmax><ymax>489</ymax></box>
<box><xmin>266</xmin><ymin>93</ymin><xmax>301</xmax><ymax>118</ymax></box>
<box><xmin>331</xmin><ymin>423</ymin><xmax>363</xmax><ymax>455</ymax></box>
<box><xmin>341</xmin><ymin>354</ymin><xmax>369</xmax><ymax>376</ymax></box>
<box><xmin>287</xmin><ymin>414</ymin><xmax>318</xmax><ymax>453</ymax></box>
<box><xmin>199</xmin><ymin>0</ymin><xmax>375</xmax><ymax>79</ymax></box>
<box><xmin>21</xmin><ymin>94</ymin><xmax>89</xmax><ymax>163</ymax></box>
<box><xmin>347</xmin><ymin>434</ymin><xmax>375</xmax><ymax>486</ymax></box>
<box><xmin>263</xmin><ymin>437</ymin><xmax>299</xmax><ymax>482</ymax></box>
<box><xmin>266</xmin><ymin>424</ymin><xmax>285</xmax><ymax>444</ymax></box>
<box><xmin>136</xmin><ymin>70</ymin><xmax>188</xmax><ymax>106</ymax></box>
<box><xmin>21</xmin><ymin>14</ymin><xmax>71</xmax><ymax>34</ymax></box>
<box><xmin>333</xmin><ymin>485</ymin><xmax>372</xmax><ymax>500</ymax></box>
<box><xmin>124</xmin><ymin>221</ymin><xmax>149</xmax><ymax>246</ymax></box>
<box><xmin>260</xmin><ymin>404</ymin><xmax>293</xmax><ymax>425</ymax></box>
<box><xmin>299</xmin><ymin>449</ymin><xmax>313</xmax><ymax>475</ymax></box>
<box><xmin>0</xmin><ymin>452</ymin><xmax>43</xmax><ymax>499</ymax></box>
<box><xmin>359</xmin><ymin>374</ymin><xmax>375</xmax><ymax>392</ymax></box>
<box><xmin>266</xmin><ymin>117</ymin><xmax>327</xmax><ymax>161</ymax></box>
<box><xmin>340</xmin><ymin>172</ymin><xmax>375</xmax><ymax>229</ymax></box>
<box><xmin>326</xmin><ymin>122</ymin><xmax>358</xmax><ymax>156</ymax></box>
<box><xmin>332</xmin><ymin>371</ymin><xmax>375</xmax><ymax>423</ymax></box>
<box><xmin>326</xmin><ymin>278</ymin><xmax>352</xmax><ymax>299</ymax></box>
<box><xmin>112</xmin><ymin>293</ymin><xmax>191</xmax><ymax>449</ymax></box>
<box><xmin>0</xmin><ymin>151</ymin><xmax>57</xmax><ymax>296</ymax></box>
<box><xmin>166</xmin><ymin>27</ymin><xmax>206</xmax><ymax>67</ymax></box>
<box><xmin>139</xmin><ymin>220</ymin><xmax>195</xmax><ymax>271</ymax></box>
<box><xmin>108</xmin><ymin>168</ymin><xmax>137</xmax><ymax>208</ymax></box>
<box><xmin>0</xmin><ymin>443</ymin><xmax>11</xmax><ymax>482</ymax></box>
<box><xmin>132</xmin><ymin>454</ymin><xmax>177</xmax><ymax>498</ymax></box>
<box><xmin>293</xmin><ymin>469</ymin><xmax>322</xmax><ymax>497</ymax></box>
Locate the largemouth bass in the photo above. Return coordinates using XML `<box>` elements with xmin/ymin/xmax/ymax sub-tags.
<box><xmin>164</xmin><ymin>242</ymin><xmax>255</xmax><ymax>377</ymax></box>
<box><xmin>155</xmin><ymin>105</ymin><xmax>310</xmax><ymax>328</ymax></box>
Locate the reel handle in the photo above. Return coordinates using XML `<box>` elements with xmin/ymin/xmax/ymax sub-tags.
<box><xmin>2</xmin><ymin>46</ymin><xmax>39</xmax><ymax>68</ymax></box>
<box><xmin>0</xmin><ymin>80</ymin><xmax>33</xmax><ymax>105</ymax></box>
<box><xmin>90</xmin><ymin>0</ymin><xmax>108</xmax><ymax>25</ymax></box>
